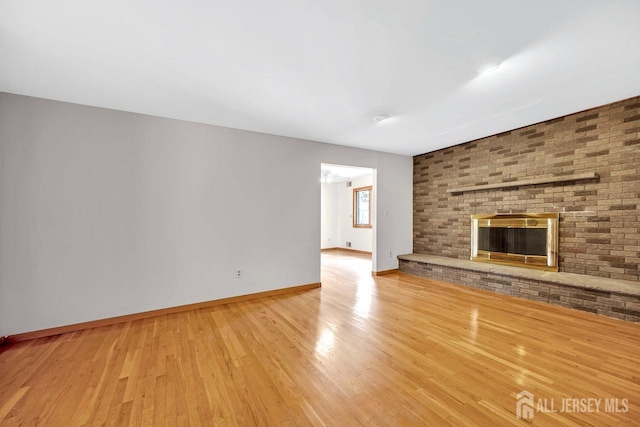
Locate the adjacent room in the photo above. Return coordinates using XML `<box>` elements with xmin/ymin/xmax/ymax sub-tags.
<box><xmin>1</xmin><ymin>1</ymin><xmax>639</xmax><ymax>425</ymax></box>
<box><xmin>320</xmin><ymin>163</ymin><xmax>375</xmax><ymax>255</ymax></box>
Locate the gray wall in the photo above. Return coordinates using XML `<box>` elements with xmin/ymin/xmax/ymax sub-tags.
<box><xmin>0</xmin><ymin>93</ymin><xmax>413</xmax><ymax>336</ymax></box>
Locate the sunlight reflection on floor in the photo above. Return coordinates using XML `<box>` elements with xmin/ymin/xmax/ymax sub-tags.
<box><xmin>321</xmin><ymin>251</ymin><xmax>376</xmax><ymax>322</ymax></box>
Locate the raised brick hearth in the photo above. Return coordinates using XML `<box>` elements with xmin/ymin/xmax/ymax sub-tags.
<box><xmin>398</xmin><ymin>254</ymin><xmax>640</xmax><ymax>322</ymax></box>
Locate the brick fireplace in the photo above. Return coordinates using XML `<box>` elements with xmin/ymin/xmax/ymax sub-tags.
<box><xmin>401</xmin><ymin>95</ymin><xmax>640</xmax><ymax>321</ymax></box>
<box><xmin>412</xmin><ymin>96</ymin><xmax>639</xmax><ymax>282</ymax></box>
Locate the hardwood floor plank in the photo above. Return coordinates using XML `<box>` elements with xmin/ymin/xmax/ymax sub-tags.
<box><xmin>0</xmin><ymin>387</ymin><xmax>28</xmax><ymax>423</ymax></box>
<box><xmin>1</xmin><ymin>251</ymin><xmax>639</xmax><ymax>425</ymax></box>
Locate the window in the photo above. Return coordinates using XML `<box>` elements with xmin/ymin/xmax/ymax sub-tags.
<box><xmin>353</xmin><ymin>186</ymin><xmax>372</xmax><ymax>228</ymax></box>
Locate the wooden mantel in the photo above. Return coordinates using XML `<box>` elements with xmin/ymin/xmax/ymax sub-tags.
<box><xmin>447</xmin><ymin>172</ymin><xmax>599</xmax><ymax>194</ymax></box>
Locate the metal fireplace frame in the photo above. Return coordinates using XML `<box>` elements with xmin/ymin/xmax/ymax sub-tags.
<box><xmin>470</xmin><ymin>213</ymin><xmax>559</xmax><ymax>271</ymax></box>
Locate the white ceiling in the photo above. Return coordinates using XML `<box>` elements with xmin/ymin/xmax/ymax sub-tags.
<box><xmin>321</xmin><ymin>164</ymin><xmax>372</xmax><ymax>183</ymax></box>
<box><xmin>1</xmin><ymin>1</ymin><xmax>639</xmax><ymax>156</ymax></box>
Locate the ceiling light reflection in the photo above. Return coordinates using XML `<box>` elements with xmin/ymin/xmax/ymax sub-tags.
<box><xmin>516</xmin><ymin>370</ymin><xmax>528</xmax><ymax>386</ymax></box>
<box><xmin>469</xmin><ymin>308</ymin><xmax>479</xmax><ymax>342</ymax></box>
<box><xmin>315</xmin><ymin>328</ymin><xmax>335</xmax><ymax>356</ymax></box>
<box><xmin>354</xmin><ymin>285</ymin><xmax>373</xmax><ymax>318</ymax></box>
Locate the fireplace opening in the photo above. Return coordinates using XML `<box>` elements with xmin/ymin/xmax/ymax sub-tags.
<box><xmin>478</xmin><ymin>227</ymin><xmax>547</xmax><ymax>256</ymax></box>
<box><xmin>471</xmin><ymin>213</ymin><xmax>558</xmax><ymax>271</ymax></box>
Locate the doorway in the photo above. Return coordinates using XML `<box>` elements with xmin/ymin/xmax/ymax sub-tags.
<box><xmin>320</xmin><ymin>163</ymin><xmax>376</xmax><ymax>274</ymax></box>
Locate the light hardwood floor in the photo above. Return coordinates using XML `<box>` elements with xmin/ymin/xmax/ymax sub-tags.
<box><xmin>1</xmin><ymin>250</ymin><xmax>639</xmax><ymax>425</ymax></box>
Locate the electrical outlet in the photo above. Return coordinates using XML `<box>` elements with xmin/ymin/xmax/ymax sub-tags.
<box><xmin>236</xmin><ymin>269</ymin><xmax>242</xmax><ymax>279</ymax></box>
<box><xmin>389</xmin><ymin>250</ymin><xmax>393</xmax><ymax>257</ymax></box>
<box><xmin>346</xmin><ymin>242</ymin><xmax>351</xmax><ymax>247</ymax></box>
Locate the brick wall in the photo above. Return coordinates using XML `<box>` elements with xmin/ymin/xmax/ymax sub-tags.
<box><xmin>413</xmin><ymin>96</ymin><xmax>640</xmax><ymax>282</ymax></box>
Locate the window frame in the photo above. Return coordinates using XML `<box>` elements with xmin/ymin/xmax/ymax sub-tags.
<box><xmin>352</xmin><ymin>186</ymin><xmax>373</xmax><ymax>228</ymax></box>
